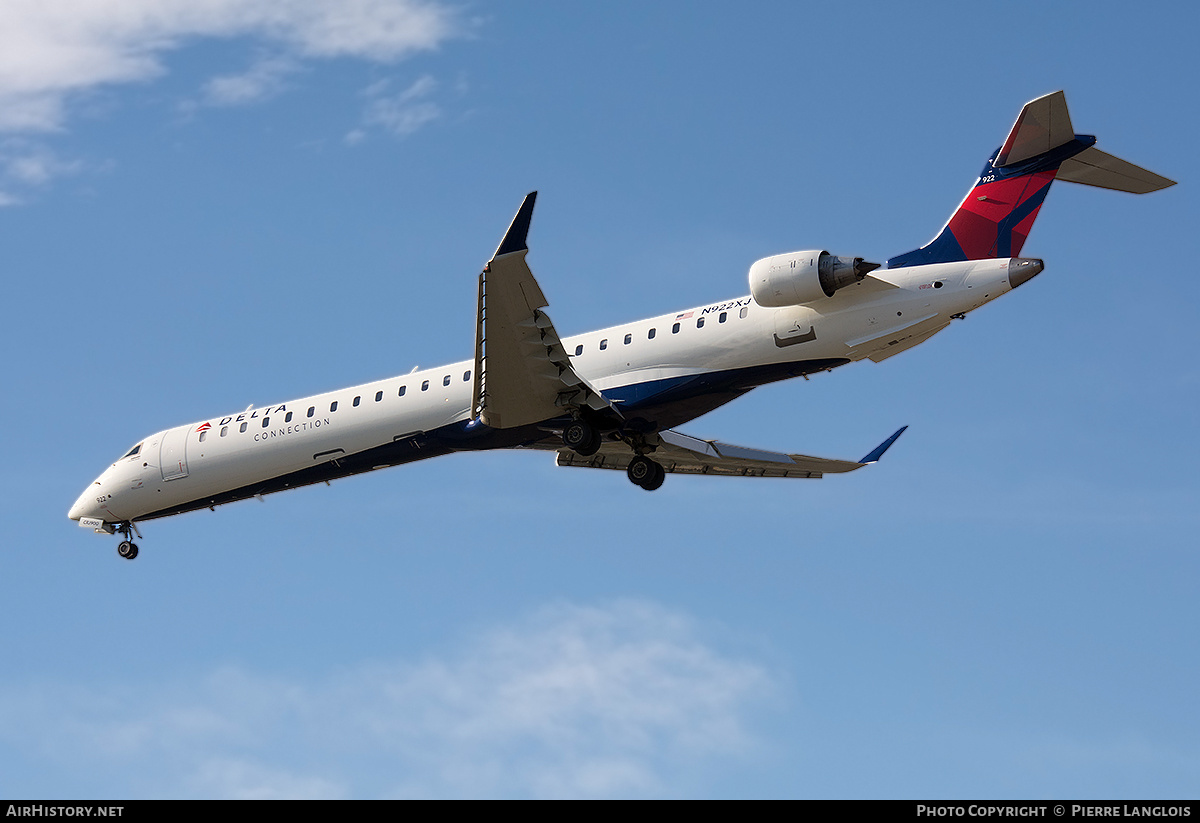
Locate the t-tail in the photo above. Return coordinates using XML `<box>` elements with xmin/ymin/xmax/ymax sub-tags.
<box><xmin>887</xmin><ymin>91</ymin><xmax>1175</xmax><ymax>269</ymax></box>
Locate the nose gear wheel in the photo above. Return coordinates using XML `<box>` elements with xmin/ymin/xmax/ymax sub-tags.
<box><xmin>114</xmin><ymin>522</ymin><xmax>143</xmax><ymax>560</ymax></box>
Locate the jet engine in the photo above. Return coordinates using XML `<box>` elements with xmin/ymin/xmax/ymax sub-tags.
<box><xmin>749</xmin><ymin>250</ymin><xmax>881</xmax><ymax>307</ymax></box>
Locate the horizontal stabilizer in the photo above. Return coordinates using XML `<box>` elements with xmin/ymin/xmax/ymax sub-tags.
<box><xmin>1056</xmin><ymin>146</ymin><xmax>1176</xmax><ymax>193</ymax></box>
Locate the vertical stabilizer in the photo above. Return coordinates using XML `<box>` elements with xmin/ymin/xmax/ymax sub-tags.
<box><xmin>887</xmin><ymin>92</ymin><xmax>1174</xmax><ymax>269</ymax></box>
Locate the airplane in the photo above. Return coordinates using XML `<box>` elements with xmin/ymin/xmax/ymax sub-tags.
<box><xmin>68</xmin><ymin>91</ymin><xmax>1174</xmax><ymax>559</ymax></box>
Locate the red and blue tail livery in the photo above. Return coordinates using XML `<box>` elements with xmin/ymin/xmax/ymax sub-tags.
<box><xmin>888</xmin><ymin>91</ymin><xmax>1174</xmax><ymax>269</ymax></box>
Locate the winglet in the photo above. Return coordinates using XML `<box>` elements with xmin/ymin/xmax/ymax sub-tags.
<box><xmin>493</xmin><ymin>191</ymin><xmax>538</xmax><ymax>258</ymax></box>
<box><xmin>859</xmin><ymin>425</ymin><xmax>908</xmax><ymax>464</ymax></box>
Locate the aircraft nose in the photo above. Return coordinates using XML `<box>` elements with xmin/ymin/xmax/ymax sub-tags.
<box><xmin>1008</xmin><ymin>258</ymin><xmax>1044</xmax><ymax>290</ymax></box>
<box><xmin>68</xmin><ymin>484</ymin><xmax>101</xmax><ymax>522</ymax></box>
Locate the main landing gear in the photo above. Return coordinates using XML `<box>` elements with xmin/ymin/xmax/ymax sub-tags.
<box><xmin>561</xmin><ymin>417</ymin><xmax>665</xmax><ymax>491</ymax></box>
<box><xmin>115</xmin><ymin>522</ymin><xmax>141</xmax><ymax>560</ymax></box>
<box><xmin>627</xmin><ymin>454</ymin><xmax>665</xmax><ymax>491</ymax></box>
<box><xmin>562</xmin><ymin>419</ymin><xmax>601</xmax><ymax>456</ymax></box>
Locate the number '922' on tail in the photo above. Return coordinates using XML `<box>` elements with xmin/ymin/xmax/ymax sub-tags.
<box><xmin>887</xmin><ymin>91</ymin><xmax>1175</xmax><ymax>269</ymax></box>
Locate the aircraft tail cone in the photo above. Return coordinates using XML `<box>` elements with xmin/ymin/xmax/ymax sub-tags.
<box><xmin>1008</xmin><ymin>258</ymin><xmax>1044</xmax><ymax>290</ymax></box>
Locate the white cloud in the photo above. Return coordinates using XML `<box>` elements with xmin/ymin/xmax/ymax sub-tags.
<box><xmin>354</xmin><ymin>74</ymin><xmax>442</xmax><ymax>140</ymax></box>
<box><xmin>0</xmin><ymin>0</ymin><xmax>464</xmax><ymax>133</ymax></box>
<box><xmin>0</xmin><ymin>601</ymin><xmax>775</xmax><ymax>798</ymax></box>
<box><xmin>0</xmin><ymin>139</ymin><xmax>84</xmax><ymax>203</ymax></box>
<box><xmin>0</xmin><ymin>1</ymin><xmax>465</xmax><ymax>202</ymax></box>
<box><xmin>199</xmin><ymin>56</ymin><xmax>300</xmax><ymax>107</ymax></box>
<box><xmin>1</xmin><ymin>141</ymin><xmax>82</xmax><ymax>185</ymax></box>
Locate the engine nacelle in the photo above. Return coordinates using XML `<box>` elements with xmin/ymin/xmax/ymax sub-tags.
<box><xmin>749</xmin><ymin>250</ymin><xmax>880</xmax><ymax>307</ymax></box>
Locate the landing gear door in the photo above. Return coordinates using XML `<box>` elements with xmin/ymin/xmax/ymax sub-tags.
<box><xmin>159</xmin><ymin>425</ymin><xmax>191</xmax><ymax>481</ymax></box>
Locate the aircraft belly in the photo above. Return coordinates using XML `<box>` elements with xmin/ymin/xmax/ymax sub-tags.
<box><xmin>586</xmin><ymin>358</ymin><xmax>851</xmax><ymax>429</ymax></box>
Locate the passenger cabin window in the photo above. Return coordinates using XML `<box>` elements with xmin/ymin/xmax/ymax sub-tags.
<box><xmin>696</xmin><ymin>317</ymin><xmax>705</xmax><ymax>328</ymax></box>
<box><xmin>353</xmin><ymin>396</ymin><xmax>361</xmax><ymax>407</ymax></box>
<box><xmin>285</xmin><ymin>412</ymin><xmax>293</xmax><ymax>422</ymax></box>
<box><xmin>463</xmin><ymin>370</ymin><xmax>471</xmax><ymax>382</ymax></box>
<box><xmin>443</xmin><ymin>375</ymin><xmax>451</xmax><ymax>387</ymax></box>
<box><xmin>220</xmin><ymin>426</ymin><xmax>228</xmax><ymax>437</ymax></box>
<box><xmin>199</xmin><ymin>430</ymin><xmax>207</xmax><ymax>442</ymax></box>
<box><xmin>740</xmin><ymin>306</ymin><xmax>749</xmax><ymax>319</ymax></box>
<box><xmin>623</xmin><ymin>333</ymin><xmax>632</xmax><ymax>345</ymax></box>
<box><xmin>330</xmin><ymin>401</ymin><xmax>338</xmax><ymax>412</ymax></box>
<box><xmin>575</xmin><ymin>344</ymin><xmax>583</xmax><ymax>356</ymax></box>
<box><xmin>399</xmin><ymin>385</ymin><xmax>407</xmax><ymax>397</ymax></box>
<box><xmin>375</xmin><ymin>391</ymin><xmax>383</xmax><ymax>402</ymax></box>
<box><xmin>262</xmin><ymin>417</ymin><xmax>270</xmax><ymax>428</ymax></box>
<box><xmin>600</xmin><ymin>339</ymin><xmax>608</xmax><ymax>350</ymax></box>
<box><xmin>307</xmin><ymin>406</ymin><xmax>315</xmax><ymax>418</ymax></box>
<box><xmin>240</xmin><ymin>422</ymin><xmax>248</xmax><ymax>433</ymax></box>
<box><xmin>648</xmin><ymin>328</ymin><xmax>656</xmax><ymax>339</ymax></box>
<box><xmin>719</xmin><ymin>311</ymin><xmax>727</xmax><ymax>323</ymax></box>
<box><xmin>672</xmin><ymin>323</ymin><xmax>680</xmax><ymax>334</ymax></box>
<box><xmin>422</xmin><ymin>380</ymin><xmax>429</xmax><ymax>391</ymax></box>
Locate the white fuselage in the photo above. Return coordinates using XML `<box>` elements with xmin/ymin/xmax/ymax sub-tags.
<box><xmin>68</xmin><ymin>257</ymin><xmax>1023</xmax><ymax>527</ymax></box>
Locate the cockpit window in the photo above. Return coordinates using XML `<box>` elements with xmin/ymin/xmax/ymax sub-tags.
<box><xmin>122</xmin><ymin>443</ymin><xmax>142</xmax><ymax>459</ymax></box>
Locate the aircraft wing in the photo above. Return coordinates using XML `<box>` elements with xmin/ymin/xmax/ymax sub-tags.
<box><xmin>471</xmin><ymin>192</ymin><xmax>620</xmax><ymax>429</ymax></box>
<box><xmin>554</xmin><ymin>426</ymin><xmax>908</xmax><ymax>478</ymax></box>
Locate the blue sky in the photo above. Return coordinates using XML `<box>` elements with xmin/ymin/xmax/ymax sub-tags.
<box><xmin>2</xmin><ymin>0</ymin><xmax>1197</xmax><ymax>799</ymax></box>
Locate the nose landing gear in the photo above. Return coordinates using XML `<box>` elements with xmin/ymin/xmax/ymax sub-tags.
<box><xmin>115</xmin><ymin>522</ymin><xmax>142</xmax><ymax>561</ymax></box>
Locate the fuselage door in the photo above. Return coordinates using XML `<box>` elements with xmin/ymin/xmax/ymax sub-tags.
<box><xmin>159</xmin><ymin>425</ymin><xmax>191</xmax><ymax>481</ymax></box>
<box><xmin>773</xmin><ymin>307</ymin><xmax>819</xmax><ymax>348</ymax></box>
